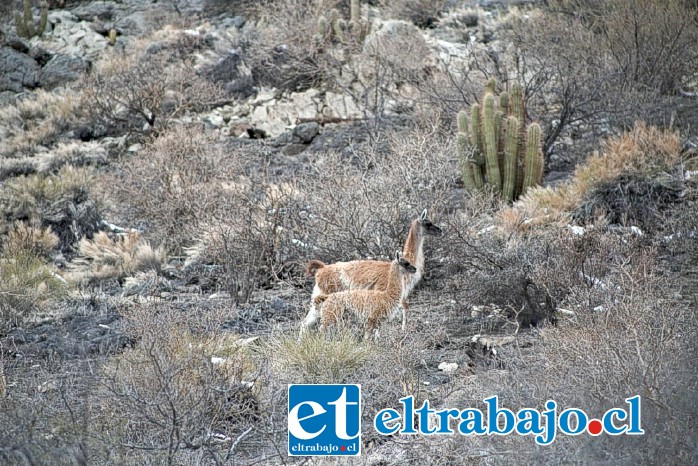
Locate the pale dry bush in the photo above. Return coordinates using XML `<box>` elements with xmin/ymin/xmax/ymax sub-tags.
<box><xmin>549</xmin><ymin>0</ymin><xmax>698</xmax><ymax>95</ymax></box>
<box><xmin>266</xmin><ymin>330</ymin><xmax>374</xmax><ymax>384</ymax></box>
<box><xmin>0</xmin><ymin>89</ymin><xmax>81</xmax><ymax>163</ymax></box>
<box><xmin>245</xmin><ymin>0</ymin><xmax>338</xmax><ymax>91</ymax></box>
<box><xmin>82</xmin><ymin>48</ymin><xmax>224</xmax><ymax>136</ymax></box>
<box><xmin>4</xmin><ymin>221</ymin><xmax>60</xmax><ymax>259</ymax></box>
<box><xmin>183</xmin><ymin>178</ymin><xmax>304</xmax><ymax>302</ymax></box>
<box><xmin>111</xmin><ymin>127</ymin><xmax>244</xmax><ymax>252</ymax></box>
<box><xmin>0</xmin><ymin>238</ymin><xmax>66</xmax><ymax>330</ymax></box>
<box><xmin>98</xmin><ymin>303</ymin><xmax>260</xmax><ymax>464</ymax></box>
<box><xmin>67</xmin><ymin>231</ymin><xmax>166</xmax><ymax>285</ymax></box>
<box><xmin>297</xmin><ymin>128</ymin><xmax>456</xmax><ymax>261</ymax></box>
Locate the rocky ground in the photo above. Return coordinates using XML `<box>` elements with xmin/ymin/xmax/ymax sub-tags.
<box><xmin>0</xmin><ymin>0</ymin><xmax>696</xmax><ymax>464</ymax></box>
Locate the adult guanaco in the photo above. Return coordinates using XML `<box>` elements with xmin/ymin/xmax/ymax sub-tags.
<box><xmin>313</xmin><ymin>251</ymin><xmax>417</xmax><ymax>340</ymax></box>
<box><xmin>300</xmin><ymin>209</ymin><xmax>442</xmax><ymax>335</ymax></box>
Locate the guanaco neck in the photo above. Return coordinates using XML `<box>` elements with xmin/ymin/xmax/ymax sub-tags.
<box><xmin>402</xmin><ymin>220</ymin><xmax>425</xmax><ymax>274</ymax></box>
<box><xmin>385</xmin><ymin>261</ymin><xmax>403</xmax><ymax>301</ymax></box>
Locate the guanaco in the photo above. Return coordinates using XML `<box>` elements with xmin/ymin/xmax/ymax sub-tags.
<box><xmin>300</xmin><ymin>209</ymin><xmax>442</xmax><ymax>335</ymax></box>
<box><xmin>313</xmin><ymin>251</ymin><xmax>417</xmax><ymax>340</ymax></box>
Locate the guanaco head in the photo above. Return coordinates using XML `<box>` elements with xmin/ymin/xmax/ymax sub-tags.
<box><xmin>419</xmin><ymin>209</ymin><xmax>443</xmax><ymax>236</ymax></box>
<box><xmin>395</xmin><ymin>251</ymin><xmax>417</xmax><ymax>275</ymax></box>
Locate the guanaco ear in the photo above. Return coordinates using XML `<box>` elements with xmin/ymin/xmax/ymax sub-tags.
<box><xmin>420</xmin><ymin>209</ymin><xmax>428</xmax><ymax>221</ymax></box>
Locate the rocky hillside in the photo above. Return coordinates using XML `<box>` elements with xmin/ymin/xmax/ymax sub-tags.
<box><xmin>0</xmin><ymin>0</ymin><xmax>696</xmax><ymax>464</ymax></box>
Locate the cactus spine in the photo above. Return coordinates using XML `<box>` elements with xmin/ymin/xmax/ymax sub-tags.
<box><xmin>15</xmin><ymin>0</ymin><xmax>48</xmax><ymax>39</ymax></box>
<box><xmin>456</xmin><ymin>79</ymin><xmax>544</xmax><ymax>201</ymax></box>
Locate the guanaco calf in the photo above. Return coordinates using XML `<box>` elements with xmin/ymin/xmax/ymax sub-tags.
<box><xmin>300</xmin><ymin>209</ymin><xmax>442</xmax><ymax>335</ymax></box>
<box><xmin>313</xmin><ymin>251</ymin><xmax>417</xmax><ymax>340</ymax></box>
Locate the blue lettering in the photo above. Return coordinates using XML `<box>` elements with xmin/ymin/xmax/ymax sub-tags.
<box><xmin>535</xmin><ymin>400</ymin><xmax>557</xmax><ymax>446</ymax></box>
<box><xmin>485</xmin><ymin>396</ymin><xmax>515</xmax><ymax>435</ymax></box>
<box><xmin>559</xmin><ymin>408</ymin><xmax>587</xmax><ymax>435</ymax></box>
<box><xmin>374</xmin><ymin>409</ymin><xmax>401</xmax><ymax>435</ymax></box>
<box><xmin>625</xmin><ymin>396</ymin><xmax>645</xmax><ymax>434</ymax></box>
<box><xmin>516</xmin><ymin>408</ymin><xmax>544</xmax><ymax>436</ymax></box>
<box><xmin>459</xmin><ymin>409</ymin><xmax>486</xmax><ymax>435</ymax></box>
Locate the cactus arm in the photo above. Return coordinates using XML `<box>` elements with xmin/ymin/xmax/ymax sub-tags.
<box><xmin>502</xmin><ymin>116</ymin><xmax>519</xmax><ymax>201</ymax></box>
<box><xmin>457</xmin><ymin>132</ymin><xmax>477</xmax><ymax>191</ymax></box>
<box><xmin>483</xmin><ymin>93</ymin><xmax>502</xmax><ymax>191</ymax></box>
<box><xmin>522</xmin><ymin>123</ymin><xmax>542</xmax><ymax>193</ymax></box>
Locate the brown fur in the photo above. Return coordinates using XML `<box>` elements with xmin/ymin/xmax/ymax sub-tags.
<box><xmin>302</xmin><ymin>210</ymin><xmax>442</xmax><ymax>334</ymax></box>
<box><xmin>314</xmin><ymin>254</ymin><xmax>416</xmax><ymax>339</ymax></box>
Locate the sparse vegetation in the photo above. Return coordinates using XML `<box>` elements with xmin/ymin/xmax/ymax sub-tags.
<box><xmin>0</xmin><ymin>0</ymin><xmax>696</xmax><ymax>464</ymax></box>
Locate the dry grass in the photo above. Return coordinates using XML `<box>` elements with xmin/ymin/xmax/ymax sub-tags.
<box><xmin>67</xmin><ymin>231</ymin><xmax>166</xmax><ymax>285</ymax></box>
<box><xmin>267</xmin><ymin>331</ymin><xmax>374</xmax><ymax>384</ymax></box>
<box><xmin>4</xmin><ymin>221</ymin><xmax>60</xmax><ymax>259</ymax></box>
<box><xmin>0</xmin><ymin>89</ymin><xmax>81</xmax><ymax>161</ymax></box>
<box><xmin>0</xmin><ymin>166</ymin><xmax>102</xmax><ymax>251</ymax></box>
<box><xmin>0</xmin><ymin>240</ymin><xmax>67</xmax><ymax>330</ymax></box>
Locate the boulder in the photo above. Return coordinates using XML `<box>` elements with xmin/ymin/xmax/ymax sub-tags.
<box><xmin>0</xmin><ymin>46</ymin><xmax>40</xmax><ymax>92</ymax></box>
<box><xmin>38</xmin><ymin>54</ymin><xmax>90</xmax><ymax>89</ymax></box>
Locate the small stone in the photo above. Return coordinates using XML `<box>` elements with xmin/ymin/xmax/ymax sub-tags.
<box><xmin>438</xmin><ymin>362</ymin><xmax>458</xmax><ymax>373</ymax></box>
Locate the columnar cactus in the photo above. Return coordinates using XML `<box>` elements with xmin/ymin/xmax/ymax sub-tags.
<box><xmin>456</xmin><ymin>79</ymin><xmax>544</xmax><ymax>201</ymax></box>
<box><xmin>317</xmin><ymin>2</ymin><xmax>370</xmax><ymax>47</ymax></box>
<box><xmin>15</xmin><ymin>0</ymin><xmax>48</xmax><ymax>39</ymax></box>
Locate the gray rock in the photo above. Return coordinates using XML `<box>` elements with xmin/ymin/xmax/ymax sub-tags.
<box><xmin>293</xmin><ymin>122</ymin><xmax>319</xmax><ymax>144</ymax></box>
<box><xmin>38</xmin><ymin>54</ymin><xmax>90</xmax><ymax>90</ymax></box>
<box><xmin>72</xmin><ymin>1</ymin><xmax>115</xmax><ymax>21</ymax></box>
<box><xmin>219</xmin><ymin>16</ymin><xmax>246</xmax><ymax>30</ymax></box>
<box><xmin>0</xmin><ymin>46</ymin><xmax>39</xmax><ymax>92</ymax></box>
<box><xmin>208</xmin><ymin>51</ymin><xmax>254</xmax><ymax>96</ymax></box>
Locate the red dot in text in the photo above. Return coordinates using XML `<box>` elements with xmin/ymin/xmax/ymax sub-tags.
<box><xmin>340</xmin><ymin>446</ymin><xmax>346</xmax><ymax>451</ymax></box>
<box><xmin>588</xmin><ymin>419</ymin><xmax>603</xmax><ymax>435</ymax></box>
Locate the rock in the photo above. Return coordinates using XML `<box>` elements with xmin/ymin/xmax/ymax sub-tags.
<box><xmin>0</xmin><ymin>47</ymin><xmax>40</xmax><ymax>92</ymax></box>
<box><xmin>204</xmin><ymin>114</ymin><xmax>225</xmax><ymax>127</ymax></box>
<box><xmin>219</xmin><ymin>16</ymin><xmax>246</xmax><ymax>30</ymax></box>
<box><xmin>293</xmin><ymin>122</ymin><xmax>319</xmax><ymax>144</ymax></box>
<box><xmin>208</xmin><ymin>51</ymin><xmax>254</xmax><ymax>96</ymax></box>
<box><xmin>38</xmin><ymin>54</ymin><xmax>90</xmax><ymax>89</ymax></box>
<box><xmin>72</xmin><ymin>1</ymin><xmax>115</xmax><ymax>22</ymax></box>
<box><xmin>438</xmin><ymin>362</ymin><xmax>459</xmax><ymax>373</ymax></box>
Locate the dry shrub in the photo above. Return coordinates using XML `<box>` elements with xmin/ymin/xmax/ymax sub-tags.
<box><xmin>82</xmin><ymin>48</ymin><xmax>224</xmax><ymax>136</ymax></box>
<box><xmin>184</xmin><ymin>179</ymin><xmax>303</xmax><ymax>302</ymax></box>
<box><xmin>4</xmin><ymin>221</ymin><xmax>60</xmax><ymax>259</ymax></box>
<box><xmin>499</xmin><ymin>123</ymin><xmax>683</xmax><ymax>235</ymax></box>
<box><xmin>111</xmin><ymin>127</ymin><xmax>242</xmax><ymax>252</ymax></box>
<box><xmin>0</xmin><ymin>166</ymin><xmax>102</xmax><ymax>252</ymax></box>
<box><xmin>550</xmin><ymin>0</ymin><xmax>698</xmax><ymax>95</ymax></box>
<box><xmin>0</xmin><ymin>240</ymin><xmax>66</xmax><ymax>331</ymax></box>
<box><xmin>99</xmin><ymin>303</ymin><xmax>260</xmax><ymax>463</ymax></box>
<box><xmin>0</xmin><ymin>89</ymin><xmax>81</xmax><ymax>163</ymax></box>
<box><xmin>243</xmin><ymin>0</ymin><xmax>335</xmax><ymax>92</ymax></box>
<box><xmin>267</xmin><ymin>331</ymin><xmax>373</xmax><ymax>384</ymax></box>
<box><xmin>527</xmin><ymin>255</ymin><xmax>696</xmax><ymax>463</ymax></box>
<box><xmin>67</xmin><ymin>231</ymin><xmax>166</xmax><ymax>285</ymax></box>
<box><xmin>297</xmin><ymin>129</ymin><xmax>455</xmax><ymax>261</ymax></box>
